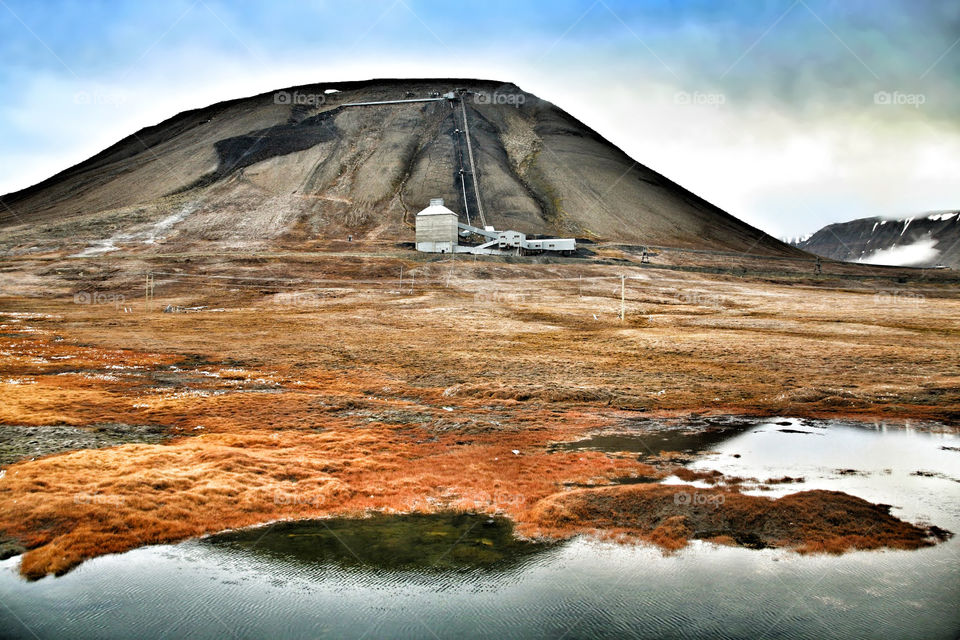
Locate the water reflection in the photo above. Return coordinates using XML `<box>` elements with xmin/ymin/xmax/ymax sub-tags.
<box><xmin>204</xmin><ymin>513</ymin><xmax>554</xmax><ymax>572</ymax></box>
<box><xmin>675</xmin><ymin>418</ymin><xmax>960</xmax><ymax>532</ymax></box>
<box><xmin>0</xmin><ymin>419</ymin><xmax>958</xmax><ymax>640</ymax></box>
<box><xmin>552</xmin><ymin>416</ymin><xmax>757</xmax><ymax>458</ymax></box>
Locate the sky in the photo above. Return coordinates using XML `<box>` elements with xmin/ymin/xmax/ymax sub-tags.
<box><xmin>0</xmin><ymin>0</ymin><xmax>957</xmax><ymax>238</ymax></box>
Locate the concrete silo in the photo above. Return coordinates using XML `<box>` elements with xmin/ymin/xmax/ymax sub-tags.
<box><xmin>415</xmin><ymin>198</ymin><xmax>459</xmax><ymax>253</ymax></box>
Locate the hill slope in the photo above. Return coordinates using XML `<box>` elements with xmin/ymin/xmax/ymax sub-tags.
<box><xmin>794</xmin><ymin>212</ymin><xmax>960</xmax><ymax>269</ymax></box>
<box><xmin>0</xmin><ymin>78</ymin><xmax>798</xmax><ymax>257</ymax></box>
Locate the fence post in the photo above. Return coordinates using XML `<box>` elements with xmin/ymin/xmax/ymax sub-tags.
<box><xmin>620</xmin><ymin>275</ymin><xmax>627</xmax><ymax>322</ymax></box>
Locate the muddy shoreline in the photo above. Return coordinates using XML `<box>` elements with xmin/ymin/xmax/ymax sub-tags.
<box><xmin>0</xmin><ymin>422</ymin><xmax>173</xmax><ymax>467</ymax></box>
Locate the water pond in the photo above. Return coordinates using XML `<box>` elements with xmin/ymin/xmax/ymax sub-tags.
<box><xmin>1</xmin><ymin>418</ymin><xmax>957</xmax><ymax>639</ymax></box>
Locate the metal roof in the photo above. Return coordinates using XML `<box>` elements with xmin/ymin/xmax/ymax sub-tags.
<box><xmin>416</xmin><ymin>202</ymin><xmax>459</xmax><ymax>217</ymax></box>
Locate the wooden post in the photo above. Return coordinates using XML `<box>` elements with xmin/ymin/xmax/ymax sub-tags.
<box><xmin>620</xmin><ymin>275</ymin><xmax>627</xmax><ymax>322</ymax></box>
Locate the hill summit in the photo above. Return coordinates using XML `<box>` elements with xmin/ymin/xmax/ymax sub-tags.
<box><xmin>0</xmin><ymin>78</ymin><xmax>797</xmax><ymax>257</ymax></box>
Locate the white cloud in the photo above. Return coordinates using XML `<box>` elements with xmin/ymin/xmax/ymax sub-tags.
<box><xmin>858</xmin><ymin>237</ymin><xmax>940</xmax><ymax>266</ymax></box>
<box><xmin>1</xmin><ymin>45</ymin><xmax>958</xmax><ymax>242</ymax></box>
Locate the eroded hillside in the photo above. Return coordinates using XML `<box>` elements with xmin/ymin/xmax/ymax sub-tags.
<box><xmin>0</xmin><ymin>79</ymin><xmax>798</xmax><ymax>258</ymax></box>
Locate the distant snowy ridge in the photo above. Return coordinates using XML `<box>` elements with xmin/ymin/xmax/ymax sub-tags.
<box><xmin>857</xmin><ymin>238</ymin><xmax>940</xmax><ymax>267</ymax></box>
<box><xmin>792</xmin><ymin>210</ymin><xmax>959</xmax><ymax>269</ymax></box>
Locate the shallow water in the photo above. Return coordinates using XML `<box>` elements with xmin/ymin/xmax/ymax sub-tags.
<box><xmin>678</xmin><ymin>418</ymin><xmax>960</xmax><ymax>528</ymax></box>
<box><xmin>553</xmin><ymin>415</ymin><xmax>754</xmax><ymax>459</ymax></box>
<box><xmin>205</xmin><ymin>512</ymin><xmax>553</xmax><ymax>571</ymax></box>
<box><xmin>1</xmin><ymin>419</ymin><xmax>958</xmax><ymax>640</ymax></box>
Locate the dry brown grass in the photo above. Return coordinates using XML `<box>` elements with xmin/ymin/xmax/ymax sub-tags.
<box><xmin>522</xmin><ymin>485</ymin><xmax>943</xmax><ymax>553</ymax></box>
<box><xmin>671</xmin><ymin>468</ymin><xmax>724</xmax><ymax>483</ymax></box>
<box><xmin>1</xmin><ymin>252</ymin><xmax>958</xmax><ymax>577</ymax></box>
<box><xmin>0</xmin><ymin>324</ymin><xmax>658</xmax><ymax>578</ymax></box>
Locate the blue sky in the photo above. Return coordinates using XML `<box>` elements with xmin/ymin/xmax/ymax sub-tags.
<box><xmin>1</xmin><ymin>0</ymin><xmax>957</xmax><ymax>237</ymax></box>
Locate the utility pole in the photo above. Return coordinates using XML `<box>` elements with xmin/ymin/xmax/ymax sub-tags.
<box><xmin>144</xmin><ymin>273</ymin><xmax>154</xmax><ymax>313</ymax></box>
<box><xmin>620</xmin><ymin>275</ymin><xmax>625</xmax><ymax>322</ymax></box>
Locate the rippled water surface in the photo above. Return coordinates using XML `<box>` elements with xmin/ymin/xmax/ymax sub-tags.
<box><xmin>1</xmin><ymin>419</ymin><xmax>958</xmax><ymax>639</ymax></box>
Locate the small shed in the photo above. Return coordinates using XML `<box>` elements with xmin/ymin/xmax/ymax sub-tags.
<box><xmin>415</xmin><ymin>198</ymin><xmax>459</xmax><ymax>253</ymax></box>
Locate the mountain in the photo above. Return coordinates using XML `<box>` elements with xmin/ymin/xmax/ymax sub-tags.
<box><xmin>793</xmin><ymin>212</ymin><xmax>960</xmax><ymax>269</ymax></box>
<box><xmin>0</xmin><ymin>78</ymin><xmax>799</xmax><ymax>257</ymax></box>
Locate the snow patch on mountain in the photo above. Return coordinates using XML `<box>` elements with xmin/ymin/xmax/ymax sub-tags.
<box><xmin>71</xmin><ymin>204</ymin><xmax>196</xmax><ymax>257</ymax></box>
<box><xmin>858</xmin><ymin>238</ymin><xmax>940</xmax><ymax>267</ymax></box>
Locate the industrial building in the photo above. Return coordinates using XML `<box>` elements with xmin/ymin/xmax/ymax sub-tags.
<box><xmin>340</xmin><ymin>88</ymin><xmax>576</xmax><ymax>257</ymax></box>
<box><xmin>415</xmin><ymin>199</ymin><xmax>459</xmax><ymax>253</ymax></box>
<box><xmin>415</xmin><ymin>199</ymin><xmax>576</xmax><ymax>256</ymax></box>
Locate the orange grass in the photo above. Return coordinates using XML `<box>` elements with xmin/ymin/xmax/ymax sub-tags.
<box><xmin>522</xmin><ymin>485</ymin><xmax>943</xmax><ymax>553</ymax></box>
<box><xmin>1</xmin><ymin>259</ymin><xmax>958</xmax><ymax>577</ymax></box>
<box><xmin>0</xmin><ymin>329</ymin><xmax>659</xmax><ymax>578</ymax></box>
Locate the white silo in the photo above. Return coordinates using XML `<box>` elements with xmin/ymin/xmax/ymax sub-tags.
<box><xmin>415</xmin><ymin>198</ymin><xmax>460</xmax><ymax>253</ymax></box>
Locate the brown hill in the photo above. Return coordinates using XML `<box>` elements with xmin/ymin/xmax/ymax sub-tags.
<box><xmin>0</xmin><ymin>78</ymin><xmax>799</xmax><ymax>257</ymax></box>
